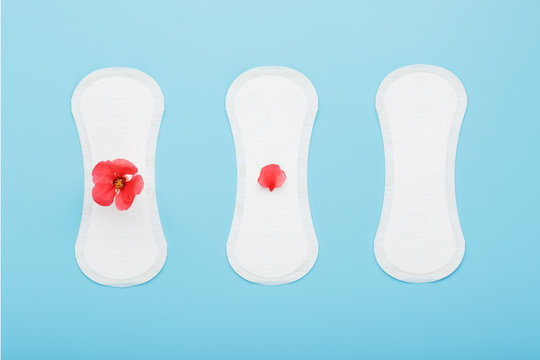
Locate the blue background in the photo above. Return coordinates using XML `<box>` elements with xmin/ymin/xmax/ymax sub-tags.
<box><xmin>2</xmin><ymin>0</ymin><xmax>540</xmax><ymax>359</ymax></box>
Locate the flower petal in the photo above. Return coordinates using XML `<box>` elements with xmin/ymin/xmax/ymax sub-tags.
<box><xmin>111</xmin><ymin>159</ymin><xmax>138</xmax><ymax>177</ymax></box>
<box><xmin>92</xmin><ymin>160</ymin><xmax>115</xmax><ymax>185</ymax></box>
<box><xmin>115</xmin><ymin>186</ymin><xmax>135</xmax><ymax>211</ymax></box>
<box><xmin>92</xmin><ymin>183</ymin><xmax>116</xmax><ymax>206</ymax></box>
<box><xmin>114</xmin><ymin>174</ymin><xmax>144</xmax><ymax>211</ymax></box>
<box><xmin>258</xmin><ymin>164</ymin><xmax>286</xmax><ymax>191</ymax></box>
<box><xmin>129</xmin><ymin>174</ymin><xmax>144</xmax><ymax>195</ymax></box>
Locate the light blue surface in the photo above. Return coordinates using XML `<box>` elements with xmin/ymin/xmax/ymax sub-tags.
<box><xmin>2</xmin><ymin>0</ymin><xmax>540</xmax><ymax>359</ymax></box>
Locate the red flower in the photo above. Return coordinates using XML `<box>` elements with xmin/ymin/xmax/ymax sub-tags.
<box><xmin>91</xmin><ymin>159</ymin><xmax>144</xmax><ymax>211</ymax></box>
<box><xmin>258</xmin><ymin>164</ymin><xmax>286</xmax><ymax>191</ymax></box>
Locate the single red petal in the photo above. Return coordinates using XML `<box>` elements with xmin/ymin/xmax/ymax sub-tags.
<box><xmin>92</xmin><ymin>160</ymin><xmax>115</xmax><ymax>185</ymax></box>
<box><xmin>92</xmin><ymin>182</ymin><xmax>117</xmax><ymax>206</ymax></box>
<box><xmin>111</xmin><ymin>159</ymin><xmax>138</xmax><ymax>177</ymax></box>
<box><xmin>115</xmin><ymin>186</ymin><xmax>136</xmax><ymax>211</ymax></box>
<box><xmin>128</xmin><ymin>174</ymin><xmax>144</xmax><ymax>195</ymax></box>
<box><xmin>114</xmin><ymin>174</ymin><xmax>144</xmax><ymax>211</ymax></box>
<box><xmin>115</xmin><ymin>191</ymin><xmax>134</xmax><ymax>211</ymax></box>
<box><xmin>258</xmin><ymin>164</ymin><xmax>286</xmax><ymax>191</ymax></box>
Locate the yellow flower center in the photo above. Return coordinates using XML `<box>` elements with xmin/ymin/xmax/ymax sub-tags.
<box><xmin>113</xmin><ymin>177</ymin><xmax>125</xmax><ymax>189</ymax></box>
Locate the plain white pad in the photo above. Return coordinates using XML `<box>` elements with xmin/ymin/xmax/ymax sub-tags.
<box><xmin>226</xmin><ymin>67</ymin><xmax>318</xmax><ymax>285</ymax></box>
<box><xmin>72</xmin><ymin>68</ymin><xmax>166</xmax><ymax>287</ymax></box>
<box><xmin>375</xmin><ymin>65</ymin><xmax>467</xmax><ymax>283</ymax></box>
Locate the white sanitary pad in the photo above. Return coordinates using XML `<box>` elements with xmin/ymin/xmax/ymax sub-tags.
<box><xmin>72</xmin><ymin>68</ymin><xmax>167</xmax><ymax>287</ymax></box>
<box><xmin>226</xmin><ymin>66</ymin><xmax>319</xmax><ymax>285</ymax></box>
<box><xmin>375</xmin><ymin>65</ymin><xmax>467</xmax><ymax>283</ymax></box>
